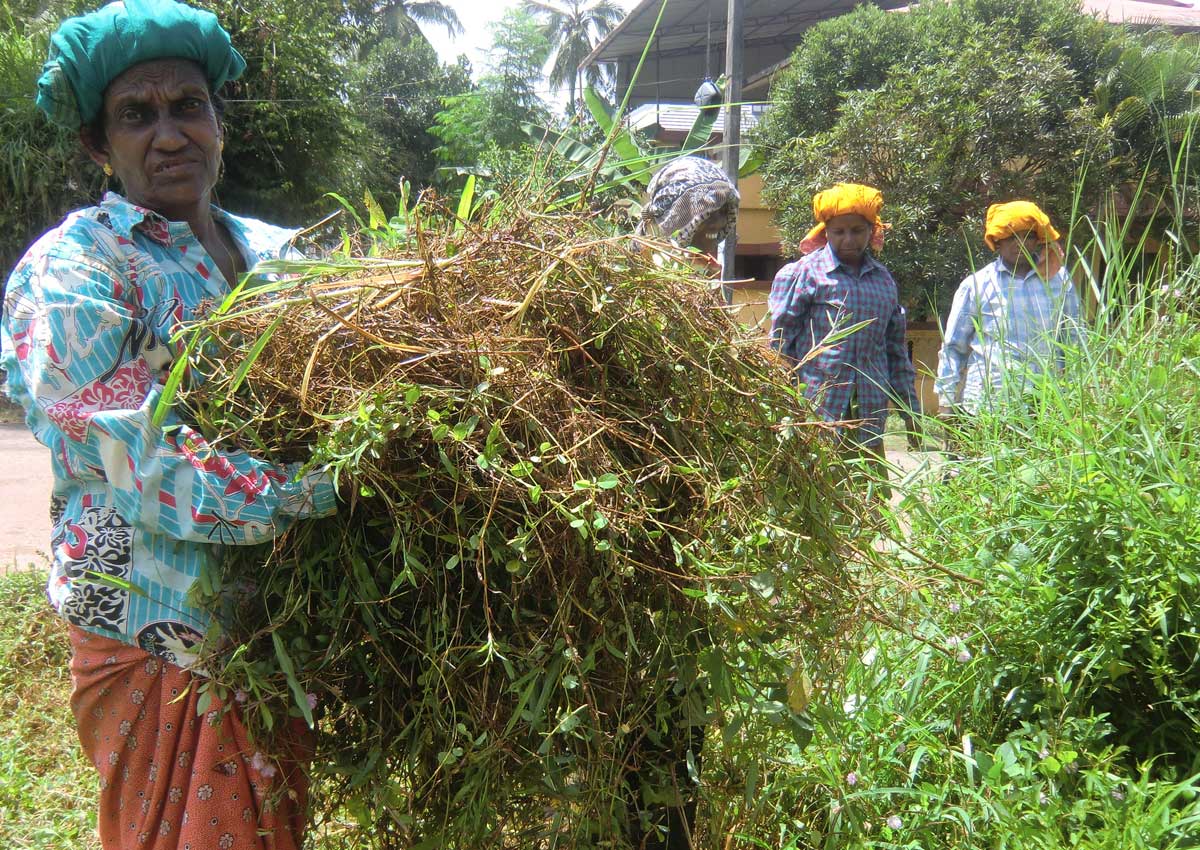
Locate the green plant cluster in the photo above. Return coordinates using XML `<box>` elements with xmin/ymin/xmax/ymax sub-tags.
<box><xmin>755</xmin><ymin>0</ymin><xmax>1200</xmax><ymax>317</ymax></box>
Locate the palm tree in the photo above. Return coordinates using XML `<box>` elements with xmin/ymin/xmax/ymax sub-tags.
<box><xmin>376</xmin><ymin>0</ymin><xmax>464</xmax><ymax>40</ymax></box>
<box><xmin>350</xmin><ymin>0</ymin><xmax>464</xmax><ymax>61</ymax></box>
<box><xmin>522</xmin><ymin>0</ymin><xmax>624</xmax><ymax>114</ymax></box>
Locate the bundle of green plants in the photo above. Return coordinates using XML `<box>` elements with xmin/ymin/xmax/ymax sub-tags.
<box><xmin>173</xmin><ymin>203</ymin><xmax>869</xmax><ymax>848</ymax></box>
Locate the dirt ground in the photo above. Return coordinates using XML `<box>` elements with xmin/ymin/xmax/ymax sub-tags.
<box><xmin>0</xmin><ymin>424</ymin><xmax>53</xmax><ymax>570</ymax></box>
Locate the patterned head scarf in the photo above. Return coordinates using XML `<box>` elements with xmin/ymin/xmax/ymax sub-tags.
<box><xmin>640</xmin><ymin>156</ymin><xmax>740</xmax><ymax>248</ymax></box>
<box><xmin>36</xmin><ymin>0</ymin><xmax>246</xmax><ymax>129</ymax></box>
<box><xmin>984</xmin><ymin>201</ymin><xmax>1061</xmax><ymax>250</ymax></box>
<box><xmin>800</xmin><ymin>183</ymin><xmax>889</xmax><ymax>255</ymax></box>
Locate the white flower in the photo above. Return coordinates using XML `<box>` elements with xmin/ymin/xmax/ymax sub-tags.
<box><xmin>845</xmin><ymin>771</ymin><xmax>858</xmax><ymax>786</ymax></box>
<box><xmin>956</xmin><ymin>649</ymin><xmax>973</xmax><ymax>663</ymax></box>
<box><xmin>886</xmin><ymin>815</ymin><xmax>903</xmax><ymax>830</ymax></box>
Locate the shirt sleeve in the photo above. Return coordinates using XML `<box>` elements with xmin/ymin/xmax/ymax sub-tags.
<box><xmin>767</xmin><ymin>261</ymin><xmax>814</xmax><ymax>363</ymax></box>
<box><xmin>935</xmin><ymin>277</ymin><xmax>975</xmax><ymax>406</ymax></box>
<box><xmin>1056</xmin><ymin>273</ymin><xmax>1083</xmax><ymax>354</ymax></box>
<box><xmin>5</xmin><ymin>250</ymin><xmax>336</xmax><ymax>546</ymax></box>
<box><xmin>885</xmin><ymin>301</ymin><xmax>919</xmax><ymax>414</ymax></box>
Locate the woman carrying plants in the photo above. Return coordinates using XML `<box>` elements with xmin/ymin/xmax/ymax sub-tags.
<box><xmin>638</xmin><ymin>154</ymin><xmax>740</xmax><ymax>271</ymax></box>
<box><xmin>0</xmin><ymin>1</ymin><xmax>336</xmax><ymax>846</ymax></box>
<box><xmin>767</xmin><ymin>183</ymin><xmax>919</xmax><ymax>460</ymax></box>
<box><xmin>627</xmin><ymin>155</ymin><xmax>740</xmax><ymax>850</ymax></box>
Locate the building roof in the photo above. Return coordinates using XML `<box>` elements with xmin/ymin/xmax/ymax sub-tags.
<box><xmin>1081</xmin><ymin>0</ymin><xmax>1200</xmax><ymax>29</ymax></box>
<box><xmin>627</xmin><ymin>102</ymin><xmax>764</xmax><ymax>136</ymax></box>
<box><xmin>583</xmin><ymin>0</ymin><xmax>909</xmax><ymax>66</ymax></box>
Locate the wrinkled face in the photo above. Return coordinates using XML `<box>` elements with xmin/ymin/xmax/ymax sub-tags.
<box><xmin>87</xmin><ymin>59</ymin><xmax>222</xmax><ymax>219</ymax></box>
<box><xmin>825</xmin><ymin>213</ymin><xmax>873</xmax><ymax>266</ymax></box>
<box><xmin>996</xmin><ymin>231</ymin><xmax>1039</xmax><ymax>270</ymax></box>
<box><xmin>689</xmin><ymin>209</ymin><xmax>730</xmax><ymax>257</ymax></box>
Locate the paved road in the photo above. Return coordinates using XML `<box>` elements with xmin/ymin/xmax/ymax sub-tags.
<box><xmin>0</xmin><ymin>423</ymin><xmax>52</xmax><ymax>569</ymax></box>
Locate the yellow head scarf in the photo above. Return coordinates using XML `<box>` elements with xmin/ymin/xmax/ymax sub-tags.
<box><xmin>800</xmin><ymin>183</ymin><xmax>890</xmax><ymax>255</ymax></box>
<box><xmin>984</xmin><ymin>201</ymin><xmax>1060</xmax><ymax>250</ymax></box>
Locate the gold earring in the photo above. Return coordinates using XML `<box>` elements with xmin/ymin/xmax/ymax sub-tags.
<box><xmin>102</xmin><ymin>163</ymin><xmax>114</xmax><ymax>177</ymax></box>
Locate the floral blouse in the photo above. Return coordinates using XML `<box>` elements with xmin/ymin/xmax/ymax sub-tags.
<box><xmin>1</xmin><ymin>193</ymin><xmax>335</xmax><ymax>669</ymax></box>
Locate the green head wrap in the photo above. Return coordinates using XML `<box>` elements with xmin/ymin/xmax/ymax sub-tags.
<box><xmin>36</xmin><ymin>0</ymin><xmax>246</xmax><ymax>129</ymax></box>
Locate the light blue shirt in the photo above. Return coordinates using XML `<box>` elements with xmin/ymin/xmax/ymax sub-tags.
<box><xmin>935</xmin><ymin>257</ymin><xmax>1081</xmax><ymax>412</ymax></box>
<box><xmin>1</xmin><ymin>193</ymin><xmax>336</xmax><ymax>669</ymax></box>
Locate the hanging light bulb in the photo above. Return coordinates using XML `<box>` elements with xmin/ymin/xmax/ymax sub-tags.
<box><xmin>694</xmin><ymin>77</ymin><xmax>721</xmax><ymax>109</ymax></box>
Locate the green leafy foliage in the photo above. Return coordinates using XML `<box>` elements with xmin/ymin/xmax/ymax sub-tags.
<box><xmin>176</xmin><ymin>199</ymin><xmax>872</xmax><ymax>848</ymax></box>
<box><xmin>431</xmin><ymin>9</ymin><xmax>551</xmax><ymax>173</ymax></box>
<box><xmin>352</xmin><ymin>35</ymin><xmax>471</xmax><ymax>212</ymax></box>
<box><xmin>0</xmin><ymin>9</ymin><xmax>101</xmax><ymax>278</ymax></box>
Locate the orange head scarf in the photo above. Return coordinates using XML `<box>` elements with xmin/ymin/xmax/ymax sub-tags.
<box><xmin>800</xmin><ymin>183</ymin><xmax>890</xmax><ymax>255</ymax></box>
<box><xmin>984</xmin><ymin>201</ymin><xmax>1063</xmax><ymax>278</ymax></box>
<box><xmin>984</xmin><ymin>201</ymin><xmax>1060</xmax><ymax>250</ymax></box>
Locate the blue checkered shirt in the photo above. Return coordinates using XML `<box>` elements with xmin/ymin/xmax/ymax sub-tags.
<box><xmin>768</xmin><ymin>244</ymin><xmax>918</xmax><ymax>441</ymax></box>
<box><xmin>935</xmin><ymin>258</ymin><xmax>1081</xmax><ymax>412</ymax></box>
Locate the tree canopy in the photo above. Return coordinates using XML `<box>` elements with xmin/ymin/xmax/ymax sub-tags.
<box><xmin>431</xmin><ymin>9</ymin><xmax>552</xmax><ymax>172</ymax></box>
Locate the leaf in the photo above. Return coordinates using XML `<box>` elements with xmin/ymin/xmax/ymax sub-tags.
<box><xmin>82</xmin><ymin>569</ymin><xmax>150</xmax><ymax>599</ymax></box>
<box><xmin>583</xmin><ymin>86</ymin><xmax>616</xmax><ymax>133</ymax></box>
<box><xmin>787</xmin><ymin>663</ymin><xmax>814</xmax><ymax>714</ymax></box>
<box><xmin>738</xmin><ymin>146</ymin><xmax>764</xmax><ymax>177</ymax></box>
<box><xmin>595</xmin><ymin>473</ymin><xmax>620</xmax><ymax>489</ymax></box>
<box><xmin>681</xmin><ymin>97</ymin><xmax>721</xmax><ymax>154</ymax></box>
<box><xmin>364</xmin><ymin>188</ymin><xmax>387</xmax><ymax>231</ymax></box>
<box><xmin>228</xmin><ymin>313</ymin><xmax>285</xmax><ymax>395</ymax></box>
<box><xmin>272</xmin><ymin>631</ymin><xmax>314</xmax><ymax>728</ymax></box>
<box><xmin>455</xmin><ymin>174</ymin><xmax>476</xmax><ymax>232</ymax></box>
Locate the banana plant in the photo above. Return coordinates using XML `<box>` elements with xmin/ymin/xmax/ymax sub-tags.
<box><xmin>523</xmin><ymin>81</ymin><xmax>762</xmax><ymax>202</ymax></box>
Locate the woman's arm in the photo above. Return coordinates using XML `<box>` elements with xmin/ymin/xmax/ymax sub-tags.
<box><xmin>767</xmin><ymin>261</ymin><xmax>815</xmax><ymax>364</ymax></box>
<box><xmin>3</xmin><ymin>250</ymin><xmax>335</xmax><ymax>546</ymax></box>
<box><xmin>934</xmin><ymin>278</ymin><xmax>976</xmax><ymax>408</ymax></box>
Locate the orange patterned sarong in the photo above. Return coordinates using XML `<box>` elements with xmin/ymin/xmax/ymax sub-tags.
<box><xmin>68</xmin><ymin>627</ymin><xmax>311</xmax><ymax>850</ymax></box>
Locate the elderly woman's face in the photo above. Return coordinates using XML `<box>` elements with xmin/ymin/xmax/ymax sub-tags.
<box><xmin>90</xmin><ymin>59</ymin><xmax>222</xmax><ymax>217</ymax></box>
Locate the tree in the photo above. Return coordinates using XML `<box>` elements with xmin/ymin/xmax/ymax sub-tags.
<box><xmin>344</xmin><ymin>0</ymin><xmax>464</xmax><ymax>60</ymax></box>
<box><xmin>1</xmin><ymin>10</ymin><xmax>100</xmax><ymax>278</ymax></box>
<box><xmin>522</xmin><ymin>0</ymin><xmax>622</xmax><ymax>115</ymax></box>
<box><xmin>431</xmin><ymin>9</ymin><xmax>550</xmax><ymax>171</ymax></box>
<box><xmin>755</xmin><ymin>0</ymin><xmax>1198</xmax><ymax>316</ymax></box>
<box><xmin>353</xmin><ymin>35</ymin><xmax>470</xmax><ymax>210</ymax></box>
<box><xmin>201</xmin><ymin>0</ymin><xmax>364</xmax><ymax>224</ymax></box>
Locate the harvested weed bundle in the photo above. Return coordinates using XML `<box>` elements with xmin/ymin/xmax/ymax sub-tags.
<box><xmin>180</xmin><ymin>207</ymin><xmax>867</xmax><ymax>848</ymax></box>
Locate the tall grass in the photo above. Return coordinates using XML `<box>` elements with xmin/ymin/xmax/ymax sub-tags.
<box><xmin>0</xmin><ymin>569</ymin><xmax>98</xmax><ymax>850</ymax></box>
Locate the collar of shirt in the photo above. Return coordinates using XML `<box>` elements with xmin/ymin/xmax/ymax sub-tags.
<box><xmin>812</xmin><ymin>242</ymin><xmax>883</xmax><ymax>277</ymax></box>
<box><xmin>97</xmin><ymin>191</ymin><xmax>268</xmax><ymax>252</ymax></box>
<box><xmin>994</xmin><ymin>257</ymin><xmax>1043</xmax><ymax>285</ymax></box>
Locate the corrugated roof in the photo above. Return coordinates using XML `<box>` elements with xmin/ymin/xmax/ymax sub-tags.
<box><xmin>1080</xmin><ymin>0</ymin><xmax>1200</xmax><ymax>29</ymax></box>
<box><xmin>627</xmin><ymin>102</ymin><xmax>763</xmax><ymax>134</ymax></box>
<box><xmin>582</xmin><ymin>0</ymin><xmax>909</xmax><ymax>66</ymax></box>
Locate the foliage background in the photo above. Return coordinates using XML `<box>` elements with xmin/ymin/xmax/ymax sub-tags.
<box><xmin>755</xmin><ymin>0</ymin><xmax>1200</xmax><ymax>317</ymax></box>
